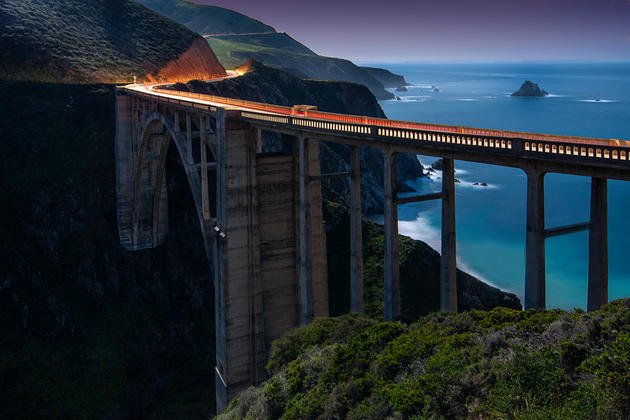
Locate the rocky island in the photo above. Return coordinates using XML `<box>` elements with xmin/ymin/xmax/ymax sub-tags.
<box><xmin>511</xmin><ymin>80</ymin><xmax>549</xmax><ymax>97</ymax></box>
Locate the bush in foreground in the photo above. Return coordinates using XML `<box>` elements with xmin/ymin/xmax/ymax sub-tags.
<box><xmin>218</xmin><ymin>299</ymin><xmax>630</xmax><ymax>419</ymax></box>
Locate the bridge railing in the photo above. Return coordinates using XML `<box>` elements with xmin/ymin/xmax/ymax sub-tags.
<box><xmin>128</xmin><ymin>86</ymin><xmax>630</xmax><ymax>165</ymax></box>
<box><xmin>149</xmin><ymin>86</ymin><xmax>629</xmax><ymax>148</ymax></box>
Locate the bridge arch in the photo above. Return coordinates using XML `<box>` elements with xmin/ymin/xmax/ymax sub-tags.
<box><xmin>130</xmin><ymin>112</ymin><xmax>212</xmax><ymax>250</ymax></box>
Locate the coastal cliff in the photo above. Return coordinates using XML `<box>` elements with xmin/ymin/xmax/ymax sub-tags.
<box><xmin>361</xmin><ymin>66</ymin><xmax>410</xmax><ymax>89</ymax></box>
<box><xmin>137</xmin><ymin>0</ymin><xmax>399</xmax><ymax>100</ymax></box>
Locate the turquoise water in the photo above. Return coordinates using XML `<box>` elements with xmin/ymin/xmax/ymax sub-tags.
<box><xmin>373</xmin><ymin>62</ymin><xmax>630</xmax><ymax>309</ymax></box>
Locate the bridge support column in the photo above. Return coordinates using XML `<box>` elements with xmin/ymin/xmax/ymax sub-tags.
<box><xmin>214</xmin><ymin>111</ymin><xmax>266</xmax><ymax>412</ymax></box>
<box><xmin>588</xmin><ymin>177</ymin><xmax>608</xmax><ymax>311</ymax></box>
<box><xmin>525</xmin><ymin>170</ymin><xmax>546</xmax><ymax>310</ymax></box>
<box><xmin>350</xmin><ymin>146</ymin><xmax>364</xmax><ymax>313</ymax></box>
<box><xmin>297</xmin><ymin>137</ymin><xmax>329</xmax><ymax>325</ymax></box>
<box><xmin>185</xmin><ymin>113</ymin><xmax>193</xmax><ymax>164</ymax></box>
<box><xmin>200</xmin><ymin>115</ymin><xmax>211</xmax><ymax>220</ymax></box>
<box><xmin>441</xmin><ymin>157</ymin><xmax>458</xmax><ymax>312</ymax></box>
<box><xmin>298</xmin><ymin>136</ymin><xmax>313</xmax><ymax>324</ymax></box>
<box><xmin>383</xmin><ymin>147</ymin><xmax>400</xmax><ymax>320</ymax></box>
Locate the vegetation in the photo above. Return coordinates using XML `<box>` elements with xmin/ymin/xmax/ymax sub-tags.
<box><xmin>205</xmin><ymin>33</ymin><xmax>395</xmax><ymax>99</ymax></box>
<box><xmin>136</xmin><ymin>0</ymin><xmax>274</xmax><ymax>35</ymax></box>
<box><xmin>218</xmin><ymin>300</ymin><xmax>630</xmax><ymax>419</ymax></box>
<box><xmin>135</xmin><ymin>0</ymin><xmax>397</xmax><ymax>99</ymax></box>
<box><xmin>0</xmin><ymin>0</ymin><xmax>204</xmax><ymax>83</ymax></box>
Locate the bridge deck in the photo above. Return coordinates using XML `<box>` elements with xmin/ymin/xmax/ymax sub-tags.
<box><xmin>123</xmin><ymin>85</ymin><xmax>630</xmax><ymax>179</ymax></box>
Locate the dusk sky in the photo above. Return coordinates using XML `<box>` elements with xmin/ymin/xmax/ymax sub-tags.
<box><xmin>195</xmin><ymin>0</ymin><xmax>630</xmax><ymax>62</ymax></box>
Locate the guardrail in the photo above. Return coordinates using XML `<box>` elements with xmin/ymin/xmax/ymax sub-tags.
<box><xmin>125</xmin><ymin>85</ymin><xmax>630</xmax><ymax>164</ymax></box>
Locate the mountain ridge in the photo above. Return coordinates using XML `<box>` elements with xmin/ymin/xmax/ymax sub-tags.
<box><xmin>136</xmin><ymin>0</ymin><xmax>405</xmax><ymax>99</ymax></box>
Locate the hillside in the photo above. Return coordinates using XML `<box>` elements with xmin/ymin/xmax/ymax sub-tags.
<box><xmin>361</xmin><ymin>66</ymin><xmax>410</xmax><ymax>89</ymax></box>
<box><xmin>137</xmin><ymin>0</ymin><xmax>402</xmax><ymax>99</ymax></box>
<box><xmin>206</xmin><ymin>34</ymin><xmax>397</xmax><ymax>100</ymax></box>
<box><xmin>219</xmin><ymin>300</ymin><xmax>630</xmax><ymax>419</ymax></box>
<box><xmin>0</xmin><ymin>0</ymin><xmax>226</xmax><ymax>83</ymax></box>
<box><xmin>136</xmin><ymin>0</ymin><xmax>274</xmax><ymax>35</ymax></box>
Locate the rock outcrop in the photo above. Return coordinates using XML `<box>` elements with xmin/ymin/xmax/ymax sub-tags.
<box><xmin>512</xmin><ymin>80</ymin><xmax>549</xmax><ymax>97</ymax></box>
<box><xmin>145</xmin><ymin>38</ymin><xmax>225</xmax><ymax>83</ymax></box>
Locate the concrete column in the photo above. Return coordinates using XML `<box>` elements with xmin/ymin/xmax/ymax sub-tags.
<box><xmin>214</xmin><ymin>108</ymin><xmax>228</xmax><ymax>412</ymax></box>
<box><xmin>350</xmin><ymin>146</ymin><xmax>364</xmax><ymax>313</ymax></box>
<box><xmin>525</xmin><ymin>170</ymin><xmax>546</xmax><ymax>310</ymax></box>
<box><xmin>214</xmin><ymin>112</ymin><xmax>266</xmax><ymax>412</ymax></box>
<box><xmin>186</xmin><ymin>113</ymin><xmax>193</xmax><ymax>164</ymax></box>
<box><xmin>200</xmin><ymin>115</ymin><xmax>211</xmax><ymax>220</ymax></box>
<box><xmin>383</xmin><ymin>147</ymin><xmax>400</xmax><ymax>320</ymax></box>
<box><xmin>588</xmin><ymin>177</ymin><xmax>608</xmax><ymax>311</ymax></box>
<box><xmin>307</xmin><ymin>140</ymin><xmax>328</xmax><ymax>318</ymax></box>
<box><xmin>174</xmin><ymin>110</ymin><xmax>180</xmax><ymax>133</ymax></box>
<box><xmin>440</xmin><ymin>157</ymin><xmax>457</xmax><ymax>312</ymax></box>
<box><xmin>255</xmin><ymin>127</ymin><xmax>263</xmax><ymax>154</ymax></box>
<box><xmin>298</xmin><ymin>136</ymin><xmax>313</xmax><ymax>325</ymax></box>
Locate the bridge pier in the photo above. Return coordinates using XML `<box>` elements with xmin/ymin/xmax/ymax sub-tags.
<box><xmin>383</xmin><ymin>147</ymin><xmax>400</xmax><ymax>320</ymax></box>
<box><xmin>588</xmin><ymin>177</ymin><xmax>608</xmax><ymax>311</ymax></box>
<box><xmin>297</xmin><ymin>137</ymin><xmax>329</xmax><ymax>325</ymax></box>
<box><xmin>440</xmin><ymin>157</ymin><xmax>458</xmax><ymax>312</ymax></box>
<box><xmin>213</xmin><ymin>113</ymin><xmax>267</xmax><ymax>410</ymax></box>
<box><xmin>350</xmin><ymin>146</ymin><xmax>364</xmax><ymax>313</ymax></box>
<box><xmin>525</xmin><ymin>170</ymin><xmax>546</xmax><ymax>310</ymax></box>
<box><xmin>298</xmin><ymin>136</ymin><xmax>314</xmax><ymax>324</ymax></box>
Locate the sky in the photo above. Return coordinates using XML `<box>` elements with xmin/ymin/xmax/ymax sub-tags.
<box><xmin>194</xmin><ymin>0</ymin><xmax>630</xmax><ymax>62</ymax></box>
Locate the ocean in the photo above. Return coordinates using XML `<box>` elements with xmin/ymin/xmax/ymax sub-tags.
<box><xmin>370</xmin><ymin>62</ymin><xmax>630</xmax><ymax>309</ymax></box>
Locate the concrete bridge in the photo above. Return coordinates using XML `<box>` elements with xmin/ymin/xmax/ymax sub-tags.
<box><xmin>115</xmin><ymin>83</ymin><xmax>629</xmax><ymax>411</ymax></box>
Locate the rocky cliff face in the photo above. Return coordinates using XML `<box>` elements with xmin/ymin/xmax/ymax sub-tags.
<box><xmin>361</xmin><ymin>66</ymin><xmax>410</xmax><ymax>89</ymax></box>
<box><xmin>145</xmin><ymin>38</ymin><xmax>225</xmax><ymax>83</ymax></box>
<box><xmin>0</xmin><ymin>0</ymin><xmax>225</xmax><ymax>83</ymax></box>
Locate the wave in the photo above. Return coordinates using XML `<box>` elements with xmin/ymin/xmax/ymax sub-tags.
<box><xmin>455</xmin><ymin>98</ymin><xmax>478</xmax><ymax>102</ymax></box>
<box><xmin>397</xmin><ymin>213</ymin><xmax>498</xmax><ymax>287</ymax></box>
<box><xmin>579</xmin><ymin>99</ymin><xmax>619</xmax><ymax>103</ymax></box>
<box><xmin>394</xmin><ymin>95</ymin><xmax>432</xmax><ymax>103</ymax></box>
<box><xmin>456</xmin><ymin>179</ymin><xmax>498</xmax><ymax>189</ymax></box>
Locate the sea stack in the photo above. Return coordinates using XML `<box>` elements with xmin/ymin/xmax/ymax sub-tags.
<box><xmin>511</xmin><ymin>81</ymin><xmax>549</xmax><ymax>97</ymax></box>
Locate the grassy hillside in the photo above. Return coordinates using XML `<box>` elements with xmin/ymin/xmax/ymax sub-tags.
<box><xmin>0</xmin><ymin>0</ymin><xmax>224</xmax><ymax>83</ymax></box>
<box><xmin>205</xmin><ymin>34</ymin><xmax>396</xmax><ymax>100</ymax></box>
<box><xmin>206</xmin><ymin>33</ymin><xmax>316</xmax><ymax>69</ymax></box>
<box><xmin>137</xmin><ymin>0</ymin><xmax>398</xmax><ymax>99</ymax></box>
<box><xmin>219</xmin><ymin>300</ymin><xmax>630</xmax><ymax>419</ymax></box>
<box><xmin>136</xmin><ymin>0</ymin><xmax>274</xmax><ymax>35</ymax></box>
